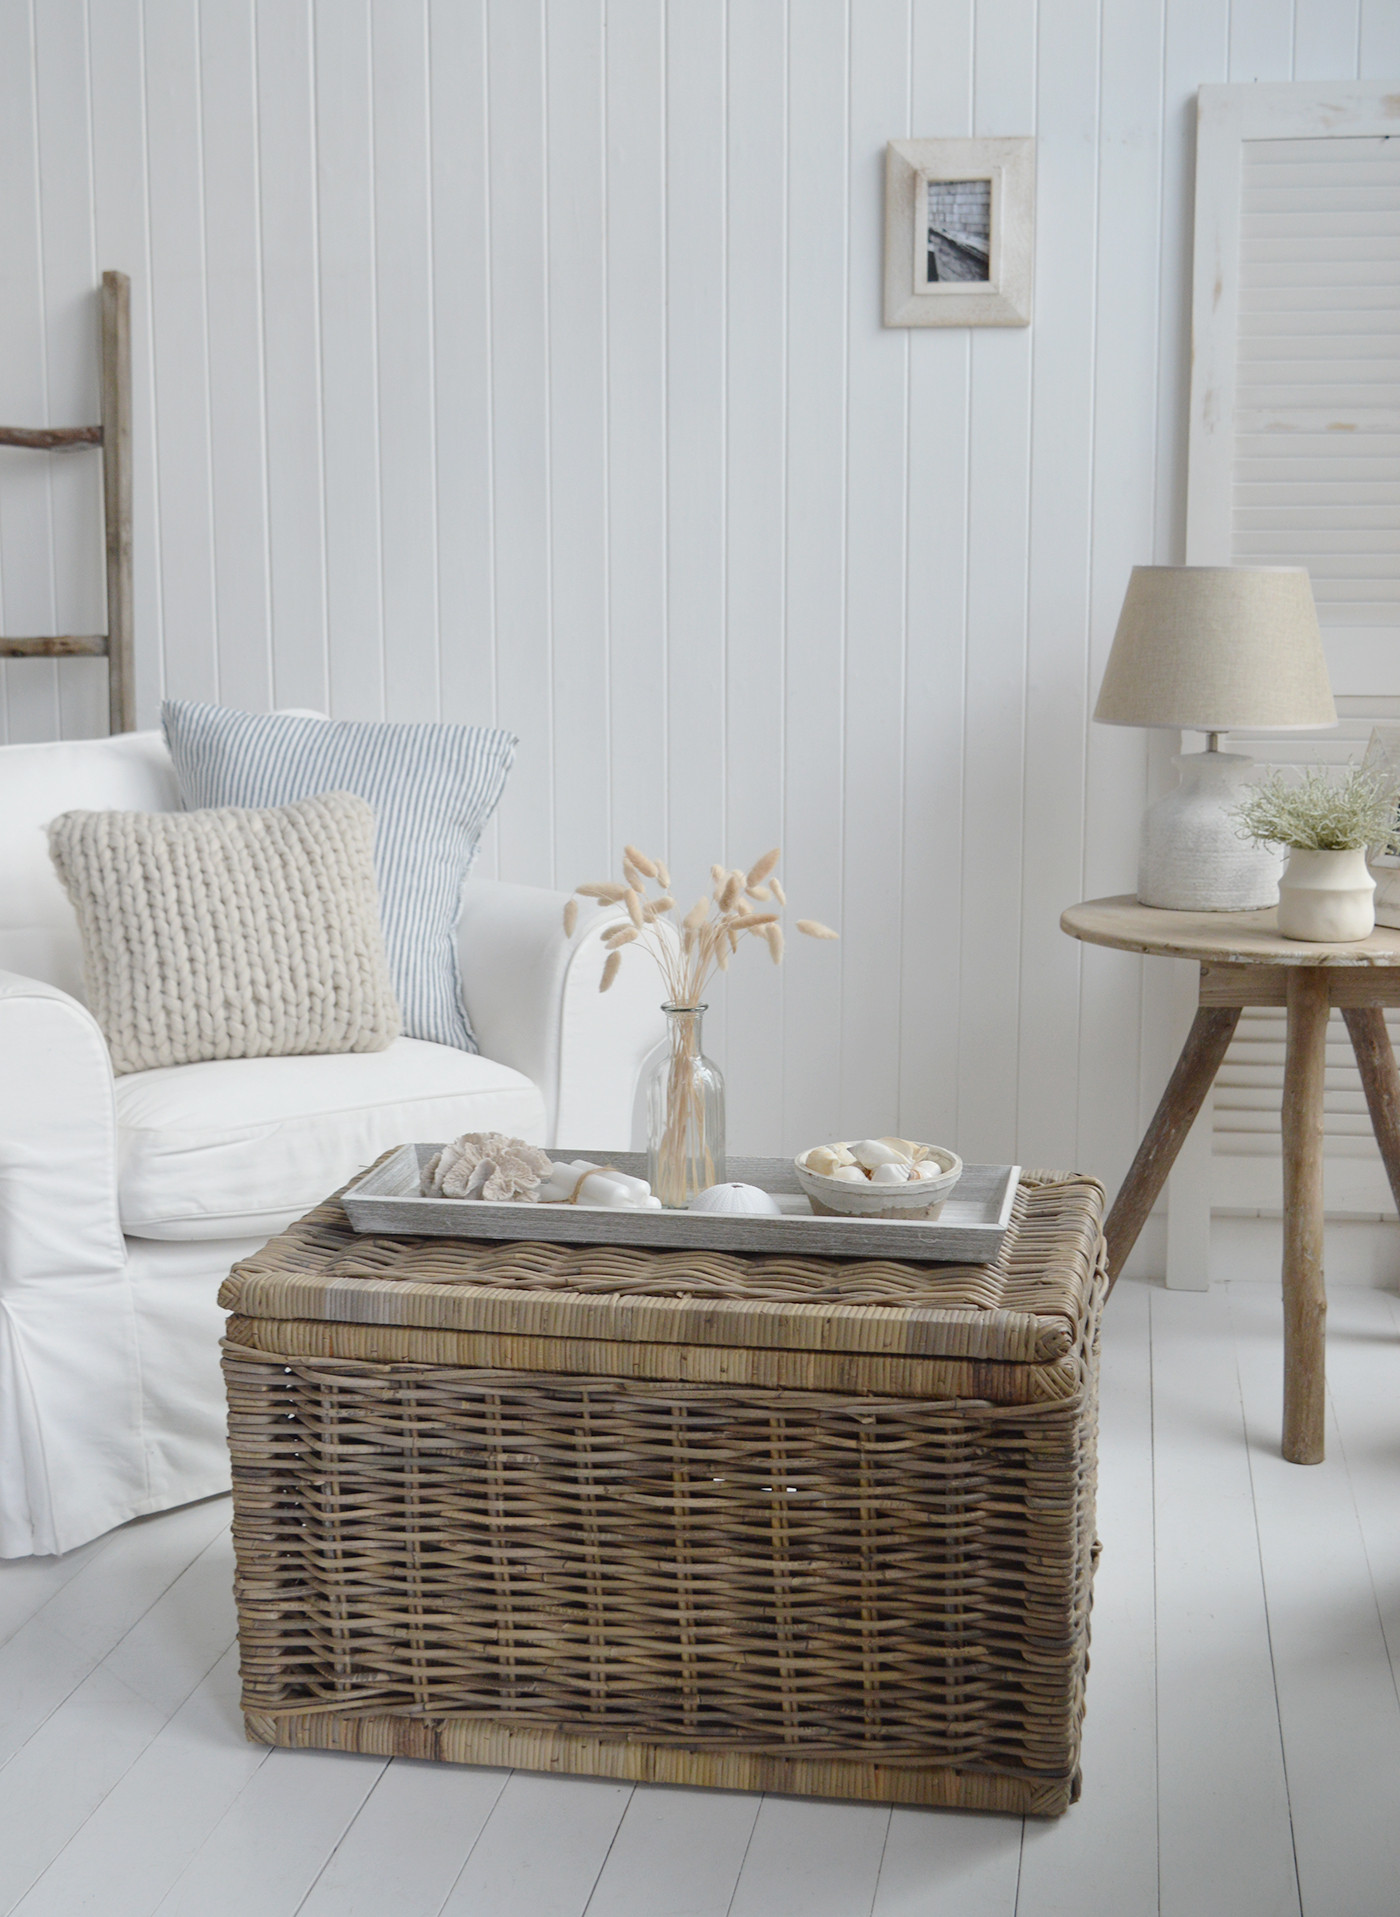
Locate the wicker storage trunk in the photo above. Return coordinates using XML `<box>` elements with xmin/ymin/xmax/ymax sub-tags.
<box><xmin>219</xmin><ymin>1171</ymin><xmax>1106</xmax><ymax>1817</ymax></box>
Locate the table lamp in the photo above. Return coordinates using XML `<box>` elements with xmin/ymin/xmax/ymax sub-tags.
<box><xmin>1093</xmin><ymin>566</ymin><xmax>1337</xmax><ymax>911</ymax></box>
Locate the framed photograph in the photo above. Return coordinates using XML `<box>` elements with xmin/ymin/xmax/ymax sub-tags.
<box><xmin>884</xmin><ymin>138</ymin><xmax>1034</xmax><ymax>327</ymax></box>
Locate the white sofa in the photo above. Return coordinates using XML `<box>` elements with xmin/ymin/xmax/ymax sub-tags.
<box><xmin>0</xmin><ymin>728</ymin><xmax>664</xmax><ymax>1558</ymax></box>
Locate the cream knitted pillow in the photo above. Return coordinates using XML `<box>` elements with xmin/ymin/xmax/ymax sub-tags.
<box><xmin>47</xmin><ymin>791</ymin><xmax>401</xmax><ymax>1075</ymax></box>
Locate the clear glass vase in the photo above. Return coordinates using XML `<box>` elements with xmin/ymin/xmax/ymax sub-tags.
<box><xmin>646</xmin><ymin>1003</ymin><xmax>725</xmax><ymax>1208</ymax></box>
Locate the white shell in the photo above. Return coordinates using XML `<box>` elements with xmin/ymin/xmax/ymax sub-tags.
<box><xmin>870</xmin><ymin>1161</ymin><xmax>910</xmax><ymax>1185</ymax></box>
<box><xmin>690</xmin><ymin>1182</ymin><xmax>783</xmax><ymax>1216</ymax></box>
<box><xmin>830</xmin><ymin>1164</ymin><xmax>867</xmax><ymax>1183</ymax></box>
<box><xmin>851</xmin><ymin>1138</ymin><xmax>911</xmax><ymax>1171</ymax></box>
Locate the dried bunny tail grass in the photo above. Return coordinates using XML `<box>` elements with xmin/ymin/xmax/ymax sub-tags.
<box><xmin>625</xmin><ymin>888</ymin><xmax>645</xmax><ymax>929</ymax></box>
<box><xmin>738</xmin><ymin>912</ymin><xmax>779</xmax><ymax>929</ymax></box>
<box><xmin>746</xmin><ymin>883</ymin><xmax>772</xmax><ymax>901</ymax></box>
<box><xmin>796</xmin><ymin>919</ymin><xmax>839</xmax><ymax>940</ymax></box>
<box><xmin>604</xmin><ymin>925</ymin><xmax>638</xmax><ymax>948</ymax></box>
<box><xmin>562</xmin><ymin>898</ymin><xmax>579</xmax><ymax>937</ymax></box>
<box><xmin>746</xmin><ymin>847</ymin><xmax>781</xmax><ymax>887</ymax></box>
<box><xmin>623</xmin><ymin>861</ymin><xmax>647</xmax><ymax>891</ymax></box>
<box><xmin>655</xmin><ymin>858</ymin><xmax>671</xmax><ymax>888</ymax></box>
<box><xmin>718</xmin><ymin>871</ymin><xmax>744</xmax><ymax>911</ymax></box>
<box><xmin>599</xmin><ymin>950</ymin><xmax>622</xmax><ymax>991</ymax></box>
<box><xmin>623</xmin><ymin>843</ymin><xmax>658</xmax><ymax>878</ymax></box>
<box><xmin>683</xmin><ymin>896</ymin><xmax>710</xmax><ymax>933</ymax></box>
<box><xmin>644</xmin><ymin>896</ymin><xmax>675</xmax><ymax>918</ymax></box>
<box><xmin>577</xmin><ymin>881</ymin><xmax>627</xmax><ymax>902</ymax></box>
<box><xmin>763</xmin><ymin>922</ymin><xmax>784</xmax><ymax>964</ymax></box>
<box><xmin>770</xmin><ymin>876</ymin><xmax>786</xmax><ymax>907</ymax></box>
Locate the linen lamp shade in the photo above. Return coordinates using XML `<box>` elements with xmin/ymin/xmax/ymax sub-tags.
<box><xmin>1094</xmin><ymin>566</ymin><xmax>1336</xmax><ymax>733</ymax></box>
<box><xmin>1092</xmin><ymin>565</ymin><xmax>1337</xmax><ymax>911</ymax></box>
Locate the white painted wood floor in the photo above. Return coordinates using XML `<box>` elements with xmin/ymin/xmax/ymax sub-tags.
<box><xmin>4</xmin><ymin>1277</ymin><xmax>1400</xmax><ymax>1917</ymax></box>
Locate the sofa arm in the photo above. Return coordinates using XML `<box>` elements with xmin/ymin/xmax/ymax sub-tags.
<box><xmin>457</xmin><ymin>882</ymin><xmax>667</xmax><ymax>1149</ymax></box>
<box><xmin>0</xmin><ymin>972</ymin><xmax>144</xmax><ymax>1556</ymax></box>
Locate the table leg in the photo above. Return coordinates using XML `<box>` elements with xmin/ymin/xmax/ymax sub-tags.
<box><xmin>1282</xmin><ymin>970</ymin><xmax>1329</xmax><ymax>1465</ymax></box>
<box><xmin>1341</xmin><ymin>1005</ymin><xmax>1400</xmax><ymax>1218</ymax></box>
<box><xmin>1103</xmin><ymin>1004</ymin><xmax>1241</xmax><ymax>1285</ymax></box>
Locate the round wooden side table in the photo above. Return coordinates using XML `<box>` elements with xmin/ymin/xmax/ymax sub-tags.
<box><xmin>1062</xmin><ymin>894</ymin><xmax>1400</xmax><ymax>1465</ymax></box>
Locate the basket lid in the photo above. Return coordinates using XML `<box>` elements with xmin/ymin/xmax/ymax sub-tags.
<box><xmin>221</xmin><ymin>1174</ymin><xmax>1104</xmax><ymax>1369</ymax></box>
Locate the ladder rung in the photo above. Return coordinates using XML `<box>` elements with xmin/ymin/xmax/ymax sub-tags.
<box><xmin>0</xmin><ymin>426</ymin><xmax>103</xmax><ymax>451</ymax></box>
<box><xmin>0</xmin><ymin>635</ymin><xmax>109</xmax><ymax>657</ymax></box>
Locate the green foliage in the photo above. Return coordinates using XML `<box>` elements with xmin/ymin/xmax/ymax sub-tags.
<box><xmin>1232</xmin><ymin>763</ymin><xmax>1399</xmax><ymax>852</ymax></box>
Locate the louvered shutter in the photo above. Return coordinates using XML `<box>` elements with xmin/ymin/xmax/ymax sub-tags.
<box><xmin>1183</xmin><ymin>87</ymin><xmax>1400</xmax><ymax>1236</ymax></box>
<box><xmin>1233</xmin><ymin>135</ymin><xmax>1400</xmax><ymax>685</ymax></box>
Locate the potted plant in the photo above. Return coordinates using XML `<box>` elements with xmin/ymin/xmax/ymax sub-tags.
<box><xmin>1232</xmin><ymin>764</ymin><xmax>1397</xmax><ymax>942</ymax></box>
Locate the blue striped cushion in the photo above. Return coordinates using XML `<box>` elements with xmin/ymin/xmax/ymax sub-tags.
<box><xmin>161</xmin><ymin>703</ymin><xmax>517</xmax><ymax>1052</ymax></box>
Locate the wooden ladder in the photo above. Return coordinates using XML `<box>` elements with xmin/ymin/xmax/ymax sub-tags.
<box><xmin>0</xmin><ymin>270</ymin><xmax>133</xmax><ymax>734</ymax></box>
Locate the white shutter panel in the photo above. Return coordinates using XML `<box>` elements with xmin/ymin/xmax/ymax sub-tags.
<box><xmin>1233</xmin><ymin>136</ymin><xmax>1400</xmax><ymax>688</ymax></box>
<box><xmin>1186</xmin><ymin>94</ymin><xmax>1400</xmax><ymax>1227</ymax></box>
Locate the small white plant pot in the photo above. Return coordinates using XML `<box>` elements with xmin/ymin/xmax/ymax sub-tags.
<box><xmin>1276</xmin><ymin>846</ymin><xmax>1376</xmax><ymax>943</ymax></box>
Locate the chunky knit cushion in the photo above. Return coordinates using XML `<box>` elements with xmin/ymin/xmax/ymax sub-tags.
<box><xmin>161</xmin><ymin>702</ymin><xmax>519</xmax><ymax>1053</ymax></box>
<box><xmin>46</xmin><ymin>792</ymin><xmax>401</xmax><ymax>1076</ymax></box>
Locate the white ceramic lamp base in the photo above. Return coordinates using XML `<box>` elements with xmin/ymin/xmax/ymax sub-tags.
<box><xmin>1138</xmin><ymin>749</ymin><xmax>1285</xmax><ymax>912</ymax></box>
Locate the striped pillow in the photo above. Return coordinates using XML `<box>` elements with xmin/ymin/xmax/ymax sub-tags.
<box><xmin>161</xmin><ymin>703</ymin><xmax>517</xmax><ymax>1052</ymax></box>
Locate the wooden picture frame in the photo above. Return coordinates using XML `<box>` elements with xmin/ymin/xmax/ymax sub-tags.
<box><xmin>883</xmin><ymin>138</ymin><xmax>1034</xmax><ymax>328</ymax></box>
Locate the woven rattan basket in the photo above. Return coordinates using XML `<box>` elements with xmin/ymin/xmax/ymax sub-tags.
<box><xmin>219</xmin><ymin>1168</ymin><xmax>1106</xmax><ymax>1817</ymax></box>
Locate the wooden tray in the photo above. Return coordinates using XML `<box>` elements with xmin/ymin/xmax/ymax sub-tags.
<box><xmin>340</xmin><ymin>1145</ymin><xmax>1020</xmax><ymax>1264</ymax></box>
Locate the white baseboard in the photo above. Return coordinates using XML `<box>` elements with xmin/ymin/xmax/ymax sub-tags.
<box><xmin>1121</xmin><ymin>1207</ymin><xmax>1400</xmax><ymax>1289</ymax></box>
<box><xmin>1120</xmin><ymin>1214</ymin><xmax>1166</xmax><ymax>1283</ymax></box>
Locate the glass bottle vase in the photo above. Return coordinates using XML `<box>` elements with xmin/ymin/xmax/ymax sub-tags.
<box><xmin>646</xmin><ymin>1003</ymin><xmax>725</xmax><ymax>1208</ymax></box>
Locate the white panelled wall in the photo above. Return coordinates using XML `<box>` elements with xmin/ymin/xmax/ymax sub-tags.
<box><xmin>2</xmin><ymin>0</ymin><xmax>1397</xmax><ymax>1238</ymax></box>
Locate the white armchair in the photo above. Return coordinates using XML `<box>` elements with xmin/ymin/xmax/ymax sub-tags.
<box><xmin>0</xmin><ymin>729</ymin><xmax>664</xmax><ymax>1557</ymax></box>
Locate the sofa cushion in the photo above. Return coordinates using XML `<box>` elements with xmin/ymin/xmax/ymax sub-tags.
<box><xmin>162</xmin><ymin>702</ymin><xmax>518</xmax><ymax>1055</ymax></box>
<box><xmin>48</xmin><ymin>792</ymin><xmax>401</xmax><ymax>1075</ymax></box>
<box><xmin>0</xmin><ymin>730</ymin><xmax>180</xmax><ymax>1000</ymax></box>
<box><xmin>115</xmin><ymin>1038</ymin><xmax>546</xmax><ymax>1240</ymax></box>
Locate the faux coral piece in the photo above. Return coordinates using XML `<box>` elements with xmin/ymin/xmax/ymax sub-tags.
<box><xmin>422</xmin><ymin>1132</ymin><xmax>553</xmax><ymax>1202</ymax></box>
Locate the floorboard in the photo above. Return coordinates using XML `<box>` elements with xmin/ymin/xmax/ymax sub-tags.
<box><xmin>0</xmin><ymin>1661</ymin><xmax>166</xmax><ymax>1913</ymax></box>
<box><xmin>435</xmin><ymin>1771</ymin><xmax>633</xmax><ymax>1917</ymax></box>
<box><xmin>0</xmin><ymin>1515</ymin><xmax>238</xmax><ymax>1913</ymax></box>
<box><xmin>296</xmin><ymin>1759</ymin><xmax>511</xmax><ymax>1917</ymax></box>
<box><xmin>1237</xmin><ymin>1284</ymin><xmax>1400</xmax><ymax>1917</ymax></box>
<box><xmin>871</xmin><ymin>1807</ymin><xmax>1021</xmax><ymax>1917</ymax></box>
<box><xmin>4</xmin><ymin>1277</ymin><xmax>1400</xmax><ymax>1916</ymax></box>
<box><xmin>0</xmin><ymin>1498</ymin><xmax>230</xmax><ymax>1767</ymax></box>
<box><xmin>1150</xmin><ymin>1284</ymin><xmax>1300</xmax><ymax>1917</ymax></box>
<box><xmin>581</xmin><ymin>1784</ymin><xmax>760</xmax><ymax>1917</ymax></box>
<box><xmin>1015</xmin><ymin>1278</ymin><xmax>1159</xmax><ymax>1917</ymax></box>
<box><xmin>725</xmin><ymin>1796</ymin><xmax>891</xmax><ymax>1917</ymax></box>
<box><xmin>0</xmin><ymin>1534</ymin><xmax>109</xmax><ymax>1651</ymax></box>
<box><xmin>1324</xmin><ymin>1287</ymin><xmax>1400</xmax><ymax>1700</ymax></box>
<box><xmin>9</xmin><ymin>1647</ymin><xmax>267</xmax><ymax>1917</ymax></box>
<box><xmin>146</xmin><ymin>1747</ymin><xmax>386</xmax><ymax>1917</ymax></box>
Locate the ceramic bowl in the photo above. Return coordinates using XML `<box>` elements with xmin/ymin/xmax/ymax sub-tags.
<box><xmin>792</xmin><ymin>1143</ymin><xmax>962</xmax><ymax>1220</ymax></box>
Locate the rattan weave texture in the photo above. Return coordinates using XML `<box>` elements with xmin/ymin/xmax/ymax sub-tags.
<box><xmin>224</xmin><ymin>1174</ymin><xmax>1106</xmax><ymax>1816</ymax></box>
<box><xmin>221</xmin><ymin>1170</ymin><xmax>1095</xmax><ymax>1370</ymax></box>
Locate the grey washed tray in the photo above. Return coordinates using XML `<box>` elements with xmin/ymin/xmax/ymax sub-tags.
<box><xmin>340</xmin><ymin>1145</ymin><xmax>1020</xmax><ymax>1265</ymax></box>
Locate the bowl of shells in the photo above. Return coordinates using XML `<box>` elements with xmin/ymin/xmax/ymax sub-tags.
<box><xmin>793</xmin><ymin>1137</ymin><xmax>962</xmax><ymax>1219</ymax></box>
